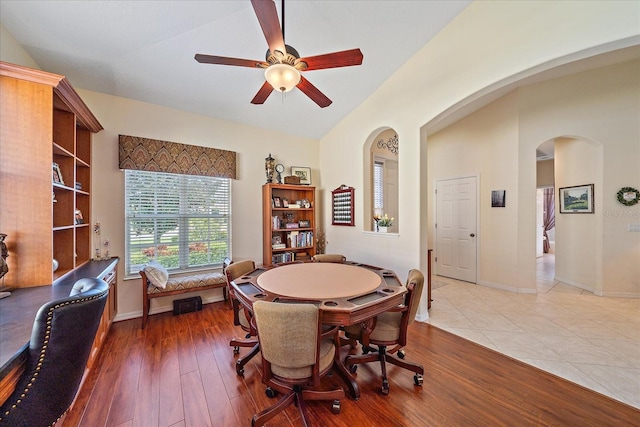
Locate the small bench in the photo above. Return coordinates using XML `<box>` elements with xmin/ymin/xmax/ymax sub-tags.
<box><xmin>139</xmin><ymin>269</ymin><xmax>227</xmax><ymax>328</ymax></box>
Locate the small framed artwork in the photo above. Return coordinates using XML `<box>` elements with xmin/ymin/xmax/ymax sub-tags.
<box><xmin>52</xmin><ymin>162</ymin><xmax>64</xmax><ymax>185</ymax></box>
<box><xmin>298</xmin><ymin>219</ymin><xmax>310</xmax><ymax>228</ymax></box>
<box><xmin>273</xmin><ymin>197</ymin><xmax>281</xmax><ymax>208</ymax></box>
<box><xmin>559</xmin><ymin>184</ymin><xmax>594</xmax><ymax>214</ymax></box>
<box><xmin>291</xmin><ymin>166</ymin><xmax>312</xmax><ymax>185</ymax></box>
<box><xmin>491</xmin><ymin>190</ymin><xmax>506</xmax><ymax>208</ymax></box>
<box><xmin>282</xmin><ymin>198</ymin><xmax>289</xmax><ymax>208</ymax></box>
<box><xmin>75</xmin><ymin>209</ymin><xmax>84</xmax><ymax>224</ymax></box>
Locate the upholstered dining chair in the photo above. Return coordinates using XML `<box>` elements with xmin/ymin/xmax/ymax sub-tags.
<box><xmin>311</xmin><ymin>253</ymin><xmax>346</xmax><ymax>263</ymax></box>
<box><xmin>0</xmin><ymin>278</ymin><xmax>109</xmax><ymax>426</ymax></box>
<box><xmin>224</xmin><ymin>258</ymin><xmax>259</xmax><ymax>376</ymax></box>
<box><xmin>343</xmin><ymin>269</ymin><xmax>425</xmax><ymax>395</ymax></box>
<box><xmin>252</xmin><ymin>301</ymin><xmax>344</xmax><ymax>427</ymax></box>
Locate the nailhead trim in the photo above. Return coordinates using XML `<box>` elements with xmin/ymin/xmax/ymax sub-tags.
<box><xmin>0</xmin><ymin>290</ymin><xmax>106</xmax><ymax>425</ymax></box>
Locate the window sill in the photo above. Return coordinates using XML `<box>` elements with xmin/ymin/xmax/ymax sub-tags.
<box><xmin>362</xmin><ymin>230</ymin><xmax>399</xmax><ymax>238</ymax></box>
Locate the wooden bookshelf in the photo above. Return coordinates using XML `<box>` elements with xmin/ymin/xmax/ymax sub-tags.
<box><xmin>262</xmin><ymin>183</ymin><xmax>316</xmax><ymax>266</ymax></box>
<box><xmin>0</xmin><ymin>61</ymin><xmax>102</xmax><ymax>287</ymax></box>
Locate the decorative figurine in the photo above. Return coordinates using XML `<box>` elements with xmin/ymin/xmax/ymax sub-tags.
<box><xmin>0</xmin><ymin>233</ymin><xmax>8</xmax><ymax>280</ymax></box>
<box><xmin>265</xmin><ymin>153</ymin><xmax>275</xmax><ymax>183</ymax></box>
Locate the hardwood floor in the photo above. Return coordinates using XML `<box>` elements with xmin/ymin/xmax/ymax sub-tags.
<box><xmin>64</xmin><ymin>301</ymin><xmax>639</xmax><ymax>426</ymax></box>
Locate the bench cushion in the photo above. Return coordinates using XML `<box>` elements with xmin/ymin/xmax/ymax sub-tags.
<box><xmin>146</xmin><ymin>272</ymin><xmax>226</xmax><ymax>295</ymax></box>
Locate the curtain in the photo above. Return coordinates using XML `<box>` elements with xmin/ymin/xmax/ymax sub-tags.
<box><xmin>118</xmin><ymin>135</ymin><xmax>236</xmax><ymax>179</ymax></box>
<box><xmin>542</xmin><ymin>188</ymin><xmax>555</xmax><ymax>253</ymax></box>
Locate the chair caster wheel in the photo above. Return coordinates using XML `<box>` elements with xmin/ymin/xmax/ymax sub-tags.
<box><xmin>381</xmin><ymin>380</ymin><xmax>389</xmax><ymax>395</ymax></box>
<box><xmin>397</xmin><ymin>349</ymin><xmax>405</xmax><ymax>359</ymax></box>
<box><xmin>265</xmin><ymin>387</ymin><xmax>277</xmax><ymax>398</ymax></box>
<box><xmin>348</xmin><ymin>364</ymin><xmax>358</xmax><ymax>374</ymax></box>
<box><xmin>331</xmin><ymin>400</ymin><xmax>341</xmax><ymax>414</ymax></box>
<box><xmin>236</xmin><ymin>367</ymin><xmax>244</xmax><ymax>376</ymax></box>
<box><xmin>414</xmin><ymin>374</ymin><xmax>424</xmax><ymax>386</ymax></box>
<box><xmin>245</xmin><ymin>333</ymin><xmax>252</xmax><ymax>339</ymax></box>
<box><xmin>233</xmin><ymin>345</ymin><xmax>240</xmax><ymax>354</ymax></box>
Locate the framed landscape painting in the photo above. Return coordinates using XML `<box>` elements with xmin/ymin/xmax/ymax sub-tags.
<box><xmin>559</xmin><ymin>184</ymin><xmax>594</xmax><ymax>214</ymax></box>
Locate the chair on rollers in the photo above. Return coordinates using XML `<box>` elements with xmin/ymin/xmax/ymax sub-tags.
<box><xmin>252</xmin><ymin>301</ymin><xmax>344</xmax><ymax>426</ymax></box>
<box><xmin>224</xmin><ymin>258</ymin><xmax>259</xmax><ymax>376</ymax></box>
<box><xmin>343</xmin><ymin>269</ymin><xmax>425</xmax><ymax>395</ymax></box>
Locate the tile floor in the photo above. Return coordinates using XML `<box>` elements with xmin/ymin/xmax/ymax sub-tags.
<box><xmin>426</xmin><ymin>253</ymin><xmax>640</xmax><ymax>409</ymax></box>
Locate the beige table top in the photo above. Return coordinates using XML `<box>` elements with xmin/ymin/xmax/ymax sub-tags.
<box><xmin>257</xmin><ymin>263</ymin><xmax>381</xmax><ymax>299</ymax></box>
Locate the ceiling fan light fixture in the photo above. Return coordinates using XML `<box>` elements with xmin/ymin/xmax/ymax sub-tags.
<box><xmin>264</xmin><ymin>63</ymin><xmax>301</xmax><ymax>93</ymax></box>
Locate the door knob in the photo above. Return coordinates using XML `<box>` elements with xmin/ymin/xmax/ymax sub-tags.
<box><xmin>470</xmin><ymin>233</ymin><xmax>475</xmax><ymax>237</ymax></box>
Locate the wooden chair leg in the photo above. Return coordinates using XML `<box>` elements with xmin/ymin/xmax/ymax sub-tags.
<box><xmin>236</xmin><ymin>343</ymin><xmax>260</xmax><ymax>376</ymax></box>
<box><xmin>251</xmin><ymin>390</ymin><xmax>297</xmax><ymax>427</ymax></box>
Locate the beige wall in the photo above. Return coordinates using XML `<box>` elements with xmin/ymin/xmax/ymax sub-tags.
<box><xmin>2</xmin><ymin>1</ymin><xmax>639</xmax><ymax>322</ymax></box>
<box><xmin>318</xmin><ymin>1</ymin><xmax>640</xmax><ymax>308</ymax></box>
<box><xmin>428</xmin><ymin>59</ymin><xmax>639</xmax><ymax>296</ymax></box>
<box><xmin>77</xmin><ymin>90</ymin><xmax>319</xmax><ymax>319</ymax></box>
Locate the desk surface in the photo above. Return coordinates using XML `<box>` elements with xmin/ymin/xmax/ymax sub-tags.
<box><xmin>0</xmin><ymin>258</ymin><xmax>118</xmax><ymax>368</ymax></box>
<box><xmin>232</xmin><ymin>261</ymin><xmax>406</xmax><ymax>327</ymax></box>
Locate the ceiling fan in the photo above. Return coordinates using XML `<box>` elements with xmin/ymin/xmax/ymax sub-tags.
<box><xmin>195</xmin><ymin>0</ymin><xmax>363</xmax><ymax>108</ymax></box>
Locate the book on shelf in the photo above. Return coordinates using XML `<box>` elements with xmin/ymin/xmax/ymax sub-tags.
<box><xmin>272</xmin><ymin>243</ymin><xmax>286</xmax><ymax>249</ymax></box>
<box><xmin>272</xmin><ymin>251</ymin><xmax>295</xmax><ymax>264</ymax></box>
<box><xmin>286</xmin><ymin>231</ymin><xmax>313</xmax><ymax>248</ymax></box>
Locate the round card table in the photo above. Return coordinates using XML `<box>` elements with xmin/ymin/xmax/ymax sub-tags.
<box><xmin>230</xmin><ymin>261</ymin><xmax>407</xmax><ymax>399</ymax></box>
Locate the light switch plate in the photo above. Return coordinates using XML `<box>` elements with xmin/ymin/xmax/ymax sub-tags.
<box><xmin>628</xmin><ymin>223</ymin><xmax>640</xmax><ymax>232</ymax></box>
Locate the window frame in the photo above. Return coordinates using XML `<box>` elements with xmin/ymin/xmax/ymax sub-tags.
<box><xmin>123</xmin><ymin>169</ymin><xmax>232</xmax><ymax>277</ymax></box>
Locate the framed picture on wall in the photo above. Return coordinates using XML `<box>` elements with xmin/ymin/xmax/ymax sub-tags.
<box><xmin>291</xmin><ymin>167</ymin><xmax>311</xmax><ymax>185</ymax></box>
<box><xmin>559</xmin><ymin>184</ymin><xmax>594</xmax><ymax>214</ymax></box>
<box><xmin>491</xmin><ymin>190</ymin><xmax>506</xmax><ymax>207</ymax></box>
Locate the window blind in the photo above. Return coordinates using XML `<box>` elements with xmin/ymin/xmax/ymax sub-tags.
<box><xmin>124</xmin><ymin>170</ymin><xmax>231</xmax><ymax>276</ymax></box>
<box><xmin>374</xmin><ymin>160</ymin><xmax>384</xmax><ymax>213</ymax></box>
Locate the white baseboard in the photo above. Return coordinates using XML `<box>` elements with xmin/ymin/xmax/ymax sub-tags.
<box><xmin>477</xmin><ymin>280</ymin><xmax>537</xmax><ymax>294</ymax></box>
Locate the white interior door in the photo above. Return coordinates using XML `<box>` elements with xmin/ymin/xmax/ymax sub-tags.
<box><xmin>435</xmin><ymin>176</ymin><xmax>477</xmax><ymax>283</ymax></box>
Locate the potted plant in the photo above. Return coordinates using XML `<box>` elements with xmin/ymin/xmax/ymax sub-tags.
<box><xmin>377</xmin><ymin>214</ymin><xmax>393</xmax><ymax>233</ymax></box>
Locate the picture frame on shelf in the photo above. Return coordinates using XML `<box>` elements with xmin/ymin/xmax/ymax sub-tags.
<box><xmin>52</xmin><ymin>162</ymin><xmax>64</xmax><ymax>185</ymax></box>
<box><xmin>291</xmin><ymin>166</ymin><xmax>311</xmax><ymax>185</ymax></box>
<box><xmin>298</xmin><ymin>219</ymin><xmax>310</xmax><ymax>228</ymax></box>
<box><xmin>559</xmin><ymin>184</ymin><xmax>594</xmax><ymax>214</ymax></box>
<box><xmin>75</xmin><ymin>208</ymin><xmax>84</xmax><ymax>224</ymax></box>
<box><xmin>282</xmin><ymin>198</ymin><xmax>289</xmax><ymax>207</ymax></box>
<box><xmin>273</xmin><ymin>196</ymin><xmax>281</xmax><ymax>208</ymax></box>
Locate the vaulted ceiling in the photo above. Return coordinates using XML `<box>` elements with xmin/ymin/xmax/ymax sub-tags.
<box><xmin>0</xmin><ymin>0</ymin><xmax>471</xmax><ymax>140</ymax></box>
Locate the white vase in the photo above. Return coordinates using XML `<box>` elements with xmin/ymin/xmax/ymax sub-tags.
<box><xmin>378</xmin><ymin>226</ymin><xmax>388</xmax><ymax>233</ymax></box>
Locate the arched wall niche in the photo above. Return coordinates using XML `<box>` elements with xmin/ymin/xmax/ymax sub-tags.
<box><xmin>363</xmin><ymin>127</ymin><xmax>399</xmax><ymax>232</ymax></box>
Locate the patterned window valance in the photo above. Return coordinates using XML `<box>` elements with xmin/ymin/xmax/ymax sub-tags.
<box><xmin>118</xmin><ymin>134</ymin><xmax>236</xmax><ymax>179</ymax></box>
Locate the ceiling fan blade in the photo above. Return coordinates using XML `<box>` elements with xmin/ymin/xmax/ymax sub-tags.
<box><xmin>297</xmin><ymin>48</ymin><xmax>363</xmax><ymax>71</ymax></box>
<box><xmin>195</xmin><ymin>54</ymin><xmax>267</xmax><ymax>68</ymax></box>
<box><xmin>251</xmin><ymin>81</ymin><xmax>274</xmax><ymax>104</ymax></box>
<box><xmin>297</xmin><ymin>76</ymin><xmax>332</xmax><ymax>108</ymax></box>
<box><xmin>251</xmin><ymin>0</ymin><xmax>285</xmax><ymax>55</ymax></box>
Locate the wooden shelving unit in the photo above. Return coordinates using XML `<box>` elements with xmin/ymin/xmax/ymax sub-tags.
<box><xmin>262</xmin><ymin>183</ymin><xmax>316</xmax><ymax>266</ymax></box>
<box><xmin>0</xmin><ymin>61</ymin><xmax>103</xmax><ymax>287</ymax></box>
